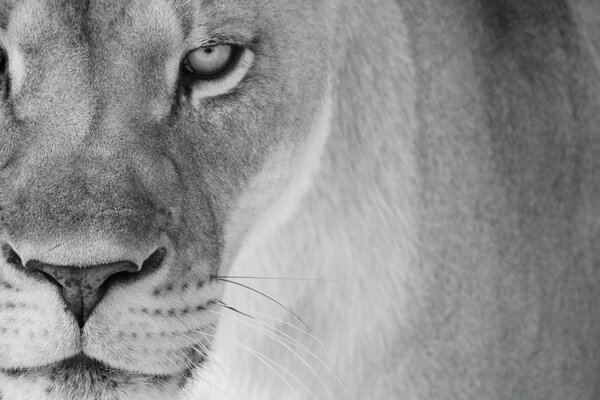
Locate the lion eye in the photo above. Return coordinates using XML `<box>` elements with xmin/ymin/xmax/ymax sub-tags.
<box><xmin>183</xmin><ymin>45</ymin><xmax>238</xmax><ymax>78</ymax></box>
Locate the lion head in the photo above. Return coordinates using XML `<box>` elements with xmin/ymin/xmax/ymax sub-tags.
<box><xmin>1</xmin><ymin>1</ymin><xmax>600</xmax><ymax>400</ymax></box>
<box><xmin>0</xmin><ymin>0</ymin><xmax>333</xmax><ymax>398</ymax></box>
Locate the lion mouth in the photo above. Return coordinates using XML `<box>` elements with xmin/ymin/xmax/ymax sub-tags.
<box><xmin>0</xmin><ymin>353</ymin><xmax>188</xmax><ymax>398</ymax></box>
<box><xmin>1</xmin><ymin>353</ymin><xmax>186</xmax><ymax>381</ymax></box>
<box><xmin>0</xmin><ymin>241</ymin><xmax>219</xmax><ymax>381</ymax></box>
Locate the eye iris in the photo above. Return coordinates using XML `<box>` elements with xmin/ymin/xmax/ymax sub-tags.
<box><xmin>185</xmin><ymin>45</ymin><xmax>234</xmax><ymax>76</ymax></box>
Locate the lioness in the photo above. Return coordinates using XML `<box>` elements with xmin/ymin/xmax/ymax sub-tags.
<box><xmin>0</xmin><ymin>0</ymin><xmax>599</xmax><ymax>399</ymax></box>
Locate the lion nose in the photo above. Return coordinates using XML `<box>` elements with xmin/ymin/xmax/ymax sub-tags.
<box><xmin>26</xmin><ymin>260</ymin><xmax>137</xmax><ymax>328</ymax></box>
<box><xmin>24</xmin><ymin>249</ymin><xmax>165</xmax><ymax>328</ymax></box>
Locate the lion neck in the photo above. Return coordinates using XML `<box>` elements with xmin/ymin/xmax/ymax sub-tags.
<box><xmin>190</xmin><ymin>1</ymin><xmax>600</xmax><ymax>399</ymax></box>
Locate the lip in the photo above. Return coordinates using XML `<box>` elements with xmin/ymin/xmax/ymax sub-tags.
<box><xmin>0</xmin><ymin>353</ymin><xmax>177</xmax><ymax>380</ymax></box>
<box><xmin>59</xmin><ymin>353</ymin><xmax>118</xmax><ymax>371</ymax></box>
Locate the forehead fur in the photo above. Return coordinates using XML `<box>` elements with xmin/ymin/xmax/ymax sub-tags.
<box><xmin>0</xmin><ymin>0</ymin><xmax>320</xmax><ymax>100</ymax></box>
<box><xmin>0</xmin><ymin>0</ymin><xmax>323</xmax><ymax>42</ymax></box>
<box><xmin>0</xmin><ymin>0</ymin><xmax>262</xmax><ymax>39</ymax></box>
<box><xmin>0</xmin><ymin>0</ymin><xmax>332</xmax><ymax>222</ymax></box>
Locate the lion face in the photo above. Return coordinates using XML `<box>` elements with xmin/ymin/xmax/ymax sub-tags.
<box><xmin>0</xmin><ymin>0</ymin><xmax>332</xmax><ymax>398</ymax></box>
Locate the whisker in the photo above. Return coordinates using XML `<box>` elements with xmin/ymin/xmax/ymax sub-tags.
<box><xmin>157</xmin><ymin>352</ymin><xmax>187</xmax><ymax>378</ymax></box>
<box><xmin>173</xmin><ymin>331</ymin><xmax>265</xmax><ymax>400</ymax></box>
<box><xmin>205</xmin><ymin>347</ymin><xmax>255</xmax><ymax>400</ymax></box>
<box><xmin>152</xmin><ymin>291</ymin><xmax>253</xmax><ymax>400</ymax></box>
<box><xmin>176</xmin><ymin>332</ymin><xmax>244</xmax><ymax>399</ymax></box>
<box><xmin>162</xmin><ymin>267</ymin><xmax>339</xmax><ymax>398</ymax></box>
<box><xmin>241</xmin><ymin>346</ymin><xmax>314</xmax><ymax>400</ymax></box>
<box><xmin>217</xmin><ymin>308</ymin><xmax>352</xmax><ymax>400</ymax></box>
<box><xmin>211</xmin><ymin>309</ymin><xmax>337</xmax><ymax>400</ymax></box>
<box><xmin>172</xmin><ymin>313</ymin><xmax>193</xmax><ymax>330</ymax></box>
<box><xmin>216</xmin><ymin>275</ymin><xmax>335</xmax><ymax>282</ymax></box>
<box><xmin>217</xmin><ymin>278</ymin><xmax>312</xmax><ymax>333</ymax></box>
<box><xmin>217</xmin><ymin>303</ymin><xmax>354</xmax><ymax>400</ymax></box>
<box><xmin>218</xmin><ymin>301</ymin><xmax>255</xmax><ymax>319</ymax></box>
<box><xmin>242</xmin><ymin>308</ymin><xmax>337</xmax><ymax>361</ymax></box>
<box><xmin>116</xmin><ymin>333</ymin><xmax>180</xmax><ymax>377</ymax></box>
<box><xmin>187</xmin><ymin>331</ymin><xmax>313</xmax><ymax>400</ymax></box>
<box><xmin>218</xmin><ymin>301</ymin><xmax>333</xmax><ymax>363</ymax></box>
<box><xmin>177</xmin><ymin>347</ymin><xmax>200</xmax><ymax>371</ymax></box>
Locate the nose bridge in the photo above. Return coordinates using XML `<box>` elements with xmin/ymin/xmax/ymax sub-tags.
<box><xmin>0</xmin><ymin>3</ymin><xmax>183</xmax><ymax>279</ymax></box>
<box><xmin>76</xmin><ymin>115</ymin><xmax>180</xmax><ymax>215</ymax></box>
<box><xmin>77</xmin><ymin>146</ymin><xmax>145</xmax><ymax>210</ymax></box>
<box><xmin>34</xmin><ymin>130</ymin><xmax>149</xmax><ymax>215</ymax></box>
<box><xmin>4</xmin><ymin>114</ymin><xmax>180</xmax><ymax>267</ymax></box>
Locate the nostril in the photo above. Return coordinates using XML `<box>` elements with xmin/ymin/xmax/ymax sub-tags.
<box><xmin>2</xmin><ymin>245</ymin><xmax>22</xmax><ymax>267</ymax></box>
<box><xmin>142</xmin><ymin>247</ymin><xmax>167</xmax><ymax>273</ymax></box>
<box><xmin>2</xmin><ymin>245</ymin><xmax>62</xmax><ymax>288</ymax></box>
<box><xmin>36</xmin><ymin>269</ymin><xmax>62</xmax><ymax>288</ymax></box>
<box><xmin>102</xmin><ymin>247</ymin><xmax>166</xmax><ymax>288</ymax></box>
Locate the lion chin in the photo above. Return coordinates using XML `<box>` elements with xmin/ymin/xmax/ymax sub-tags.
<box><xmin>0</xmin><ymin>355</ymin><xmax>185</xmax><ymax>400</ymax></box>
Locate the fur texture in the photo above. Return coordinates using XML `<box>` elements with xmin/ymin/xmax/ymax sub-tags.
<box><xmin>0</xmin><ymin>0</ymin><xmax>598</xmax><ymax>399</ymax></box>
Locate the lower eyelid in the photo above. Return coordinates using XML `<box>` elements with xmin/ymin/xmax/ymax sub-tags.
<box><xmin>184</xmin><ymin>48</ymin><xmax>255</xmax><ymax>101</ymax></box>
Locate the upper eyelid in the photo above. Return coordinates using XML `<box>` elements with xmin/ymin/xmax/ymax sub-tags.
<box><xmin>182</xmin><ymin>42</ymin><xmax>247</xmax><ymax>62</ymax></box>
<box><xmin>184</xmin><ymin>29</ymin><xmax>258</xmax><ymax>52</ymax></box>
<box><xmin>182</xmin><ymin>40</ymin><xmax>254</xmax><ymax>63</ymax></box>
<box><xmin>192</xmin><ymin>40</ymin><xmax>239</xmax><ymax>50</ymax></box>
